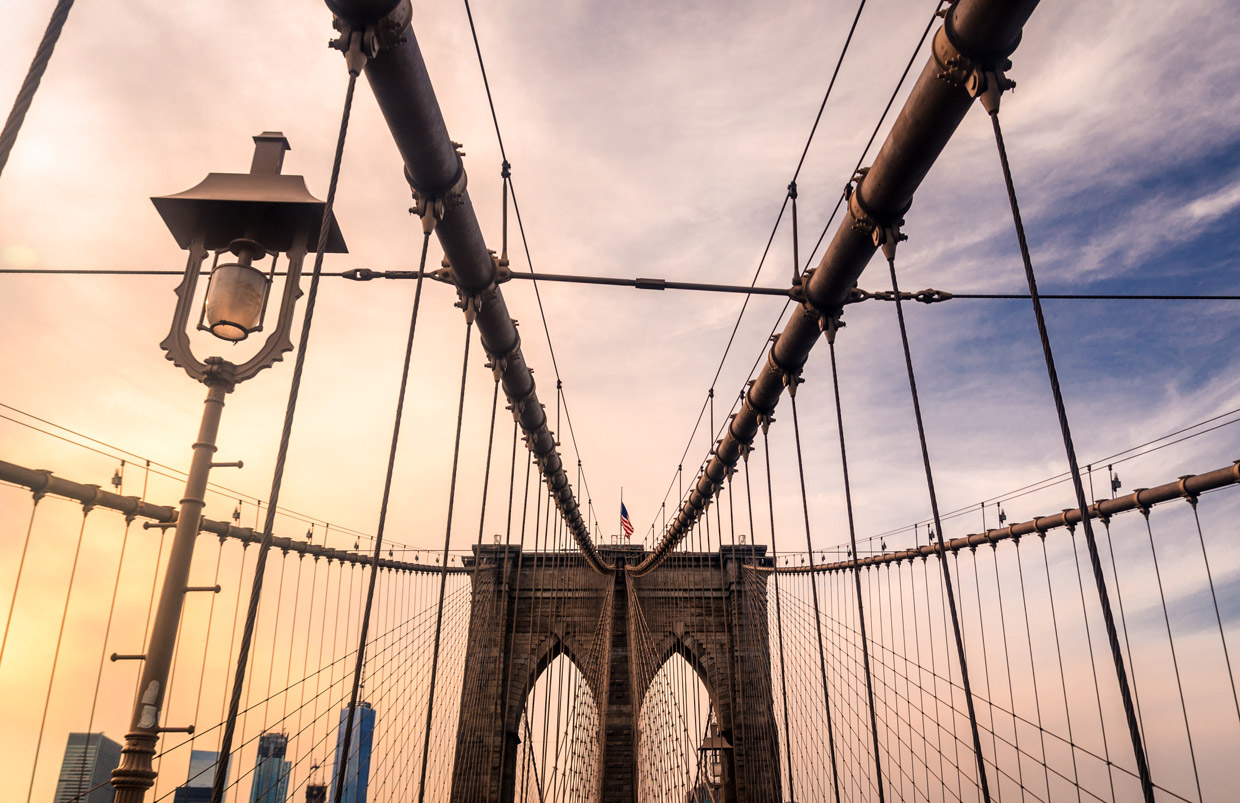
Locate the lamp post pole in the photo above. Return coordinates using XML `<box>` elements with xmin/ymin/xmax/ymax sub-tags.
<box><xmin>106</xmin><ymin>131</ymin><xmax>345</xmax><ymax>803</ymax></box>
<box><xmin>112</xmin><ymin>360</ymin><xmax>234</xmax><ymax>803</ymax></box>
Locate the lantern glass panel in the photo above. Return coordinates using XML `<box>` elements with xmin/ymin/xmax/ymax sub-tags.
<box><xmin>204</xmin><ymin>262</ymin><xmax>269</xmax><ymax>341</ymax></box>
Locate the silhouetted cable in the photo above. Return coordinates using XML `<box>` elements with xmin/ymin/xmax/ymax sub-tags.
<box><xmin>333</xmin><ymin>227</ymin><xmax>432</xmax><ymax>803</ymax></box>
<box><xmin>987</xmin><ymin>95</ymin><xmax>1156</xmax><ymax>803</ymax></box>
<box><xmin>1141</xmin><ymin>512</ymin><xmax>1203</xmax><ymax>801</ymax></box>
<box><xmin>0</xmin><ymin>0</ymin><xmax>76</xmax><ymax>179</ymax></box>
<box><xmin>417</xmin><ymin>320</ymin><xmax>474</xmax><ymax>802</ymax></box>
<box><xmin>884</xmin><ymin>255</ymin><xmax>991</xmax><ymax>801</ymax></box>
<box><xmin>1186</xmin><ymin>497</ymin><xmax>1240</xmax><ymax>726</ymax></box>
<box><xmin>25</xmin><ymin>504</ymin><xmax>92</xmax><ymax>803</ymax></box>
<box><xmin>790</xmin><ymin>0</ymin><xmax>869</xmax><ymax>181</ymax></box>
<box><xmin>459</xmin><ymin>0</ymin><xmax>604</xmax><ymax>551</ymax></box>
<box><xmin>0</xmin><ymin>495</ymin><xmax>40</xmax><ymax>667</ymax></box>
<box><xmin>786</xmin><ymin>389</ymin><xmax>843</xmax><ymax>800</ymax></box>
<box><xmin>211</xmin><ymin>55</ymin><xmax>360</xmax><ymax>803</ymax></box>
<box><xmin>825</xmin><ymin>332</ymin><xmax>887</xmax><ymax>801</ymax></box>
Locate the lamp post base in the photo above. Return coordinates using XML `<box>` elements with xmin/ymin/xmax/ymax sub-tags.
<box><xmin>111</xmin><ymin>732</ymin><xmax>157</xmax><ymax>803</ymax></box>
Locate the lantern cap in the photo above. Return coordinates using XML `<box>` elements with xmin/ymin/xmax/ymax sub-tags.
<box><xmin>151</xmin><ymin>132</ymin><xmax>347</xmax><ymax>254</ymax></box>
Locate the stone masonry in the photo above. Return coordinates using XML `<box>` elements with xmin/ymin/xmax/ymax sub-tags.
<box><xmin>451</xmin><ymin>543</ymin><xmax>779</xmax><ymax>802</ymax></box>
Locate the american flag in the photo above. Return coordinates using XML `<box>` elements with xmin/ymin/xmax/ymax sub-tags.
<box><xmin>620</xmin><ymin>503</ymin><xmax>633</xmax><ymax>540</ymax></box>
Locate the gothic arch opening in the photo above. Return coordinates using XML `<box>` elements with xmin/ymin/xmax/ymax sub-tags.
<box><xmin>637</xmin><ymin>650</ymin><xmax>722</xmax><ymax>802</ymax></box>
<box><xmin>513</xmin><ymin>644</ymin><xmax>600</xmax><ymax>801</ymax></box>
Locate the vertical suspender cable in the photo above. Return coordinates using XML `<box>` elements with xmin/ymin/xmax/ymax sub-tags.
<box><xmin>786</xmin><ymin>388</ymin><xmax>842</xmax><ymax>802</ymax></box>
<box><xmin>883</xmin><ymin>256</ymin><xmax>991</xmax><ymax>801</ymax></box>
<box><xmin>417</xmin><ymin>320</ymin><xmax>475</xmax><ymax>802</ymax></box>
<box><xmin>758</xmin><ymin>429</ymin><xmax>798</xmax><ymax>796</ymax></box>
<box><xmin>211</xmin><ymin>45</ymin><xmax>362</xmax><ymax>802</ymax></box>
<box><xmin>332</xmin><ymin>227</ymin><xmax>432</xmax><ymax>803</ymax></box>
<box><xmin>0</xmin><ymin>496</ymin><xmax>41</xmax><ymax>667</ymax></box>
<box><xmin>985</xmin><ymin>97</ymin><xmax>1155</xmax><ymax>803</ymax></box>
<box><xmin>824</xmin><ymin>330</ymin><xmax>886</xmax><ymax>801</ymax></box>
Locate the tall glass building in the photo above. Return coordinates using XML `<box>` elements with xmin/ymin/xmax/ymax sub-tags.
<box><xmin>332</xmin><ymin>702</ymin><xmax>375</xmax><ymax>803</ymax></box>
<box><xmin>52</xmin><ymin>732</ymin><xmax>121</xmax><ymax>803</ymax></box>
<box><xmin>249</xmin><ymin>732</ymin><xmax>291</xmax><ymax>803</ymax></box>
<box><xmin>172</xmin><ymin>749</ymin><xmax>227</xmax><ymax>802</ymax></box>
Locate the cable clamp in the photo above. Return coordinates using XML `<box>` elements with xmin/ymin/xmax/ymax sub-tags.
<box><xmin>1177</xmin><ymin>475</ymin><xmax>1199</xmax><ymax>507</ymax></box>
<box><xmin>931</xmin><ymin>17</ymin><xmax>1017</xmax><ymax>114</ymax></box>
<box><xmin>823</xmin><ymin>312</ymin><xmax>845</xmax><ymax>345</ymax></box>
<box><xmin>486</xmin><ymin>328</ymin><xmax>521</xmax><ymax>382</ymax></box>
<box><xmin>1061</xmin><ymin>509</ymin><xmax>1076</xmax><ymax>534</ymax></box>
<box><xmin>848</xmin><ymin>169</ymin><xmax>910</xmax><ymax>261</ymax></box>
<box><xmin>328</xmin><ymin>0</ymin><xmax>411</xmax><ymax>66</ymax></box>
<box><xmin>510</xmin><ymin>378</ymin><xmax>538</xmax><ymax>423</ymax></box>
<box><xmin>455</xmin><ymin>280</ymin><xmax>497</xmax><ymax>324</ymax></box>
<box><xmin>492</xmin><ymin>252</ymin><xmax>512</xmax><ymax>284</ymax></box>
<box><xmin>766</xmin><ymin>346</ymin><xmax>803</xmax><ymax>398</ymax></box>
<box><xmin>1131</xmin><ymin>489</ymin><xmax>1151</xmax><ymax>518</ymax></box>
<box><xmin>407</xmin><ymin>149</ymin><xmax>468</xmax><ymax>225</ymax></box>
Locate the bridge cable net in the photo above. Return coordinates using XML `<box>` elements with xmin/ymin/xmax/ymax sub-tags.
<box><xmin>6</xmin><ymin>438</ymin><xmax>1238</xmax><ymax>801</ymax></box>
<box><xmin>750</xmin><ymin>456</ymin><xmax>1240</xmax><ymax>803</ymax></box>
<box><xmin>0</xmin><ymin>460</ymin><xmax>480</xmax><ymax>803</ymax></box>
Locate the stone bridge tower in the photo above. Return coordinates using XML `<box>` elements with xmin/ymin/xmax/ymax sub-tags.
<box><xmin>451</xmin><ymin>543</ymin><xmax>781</xmax><ymax>802</ymax></box>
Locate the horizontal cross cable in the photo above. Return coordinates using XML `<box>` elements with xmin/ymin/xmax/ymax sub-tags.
<box><xmin>0</xmin><ymin>458</ymin><xmax>467</xmax><ymax>574</ymax></box>
<box><xmin>763</xmin><ymin>460</ymin><xmax>1240</xmax><ymax>574</ymax></box>
<box><xmin>10</xmin><ymin>269</ymin><xmax>1239</xmax><ymax>303</ymax></box>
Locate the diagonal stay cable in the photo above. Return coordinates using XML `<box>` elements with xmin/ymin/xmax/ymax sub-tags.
<box><xmin>209</xmin><ymin>39</ymin><xmax>362</xmax><ymax>803</ymax></box>
<box><xmin>332</xmin><ymin>225</ymin><xmax>432</xmax><ymax>803</ymax></box>
<box><xmin>647</xmin><ymin>2</ymin><xmax>938</xmax><ymax>543</ymax></box>
<box><xmin>461</xmin><ymin>0</ymin><xmax>604</xmax><ymax>542</ymax></box>
<box><xmin>416</xmin><ymin>318</ymin><xmax>475</xmax><ymax>802</ymax></box>
<box><xmin>0</xmin><ymin>0</ymin><xmax>76</xmax><ymax>179</ymax></box>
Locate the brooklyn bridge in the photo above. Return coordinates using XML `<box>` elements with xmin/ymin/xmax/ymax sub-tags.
<box><xmin>1</xmin><ymin>0</ymin><xmax>1237</xmax><ymax>801</ymax></box>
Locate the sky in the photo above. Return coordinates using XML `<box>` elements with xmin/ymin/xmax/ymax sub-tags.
<box><xmin>1</xmin><ymin>0</ymin><xmax>1239</xmax><ymax>799</ymax></box>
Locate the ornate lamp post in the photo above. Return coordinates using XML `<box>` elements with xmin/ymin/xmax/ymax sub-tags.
<box><xmin>697</xmin><ymin>718</ymin><xmax>731</xmax><ymax>799</ymax></box>
<box><xmin>111</xmin><ymin>132</ymin><xmax>345</xmax><ymax>803</ymax></box>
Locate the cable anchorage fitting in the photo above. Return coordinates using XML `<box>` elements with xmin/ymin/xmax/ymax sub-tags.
<box><xmin>931</xmin><ymin>15</ymin><xmax>1017</xmax><ymax>115</ymax></box>
<box><xmin>409</xmin><ymin>155</ymin><xmax>468</xmax><ymax>231</ymax></box>
<box><xmin>848</xmin><ymin>168</ymin><xmax>909</xmax><ymax>262</ymax></box>
<box><xmin>329</xmin><ymin>0</ymin><xmax>411</xmax><ymax>73</ymax></box>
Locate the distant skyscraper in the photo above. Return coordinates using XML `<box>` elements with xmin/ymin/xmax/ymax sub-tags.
<box><xmin>332</xmin><ymin>702</ymin><xmax>375</xmax><ymax>803</ymax></box>
<box><xmin>172</xmin><ymin>749</ymin><xmax>226</xmax><ymax>802</ymax></box>
<box><xmin>52</xmin><ymin>732</ymin><xmax>122</xmax><ymax>803</ymax></box>
<box><xmin>305</xmin><ymin>783</ymin><xmax>327</xmax><ymax>803</ymax></box>
<box><xmin>249</xmin><ymin>732</ymin><xmax>291</xmax><ymax>803</ymax></box>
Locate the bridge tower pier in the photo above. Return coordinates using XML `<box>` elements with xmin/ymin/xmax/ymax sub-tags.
<box><xmin>451</xmin><ymin>544</ymin><xmax>780</xmax><ymax>802</ymax></box>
